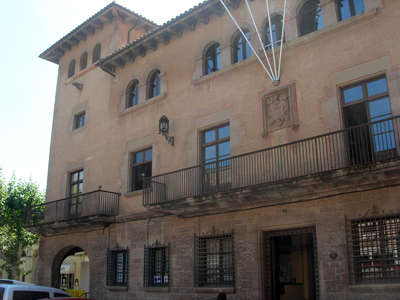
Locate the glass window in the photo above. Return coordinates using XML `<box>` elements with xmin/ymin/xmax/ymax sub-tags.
<box><xmin>80</xmin><ymin>52</ymin><xmax>88</xmax><ymax>71</ymax></box>
<box><xmin>69</xmin><ymin>169</ymin><xmax>83</xmax><ymax>217</ymax></box>
<box><xmin>299</xmin><ymin>0</ymin><xmax>323</xmax><ymax>37</ymax></box>
<box><xmin>265</xmin><ymin>15</ymin><xmax>285</xmax><ymax>50</ymax></box>
<box><xmin>131</xmin><ymin>148</ymin><xmax>152</xmax><ymax>191</ymax></box>
<box><xmin>92</xmin><ymin>43</ymin><xmax>101</xmax><ymax>63</ymax></box>
<box><xmin>144</xmin><ymin>243</ymin><xmax>170</xmax><ymax>287</ymax></box>
<box><xmin>106</xmin><ymin>246</ymin><xmax>129</xmax><ymax>287</ymax></box>
<box><xmin>68</xmin><ymin>59</ymin><xmax>75</xmax><ymax>78</ymax></box>
<box><xmin>337</xmin><ymin>0</ymin><xmax>365</xmax><ymax>21</ymax></box>
<box><xmin>148</xmin><ymin>70</ymin><xmax>161</xmax><ymax>99</ymax></box>
<box><xmin>234</xmin><ymin>31</ymin><xmax>252</xmax><ymax>63</ymax></box>
<box><xmin>74</xmin><ymin>112</ymin><xmax>85</xmax><ymax>129</ymax></box>
<box><xmin>13</xmin><ymin>291</ymin><xmax>50</xmax><ymax>300</ymax></box>
<box><xmin>126</xmin><ymin>80</ymin><xmax>139</xmax><ymax>108</ymax></box>
<box><xmin>205</xmin><ymin>43</ymin><xmax>221</xmax><ymax>75</ymax></box>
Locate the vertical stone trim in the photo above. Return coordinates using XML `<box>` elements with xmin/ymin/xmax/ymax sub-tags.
<box><xmin>260</xmin><ymin>82</ymin><xmax>299</xmax><ymax>138</ymax></box>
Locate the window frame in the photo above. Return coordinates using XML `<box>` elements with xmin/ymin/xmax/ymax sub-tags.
<box><xmin>346</xmin><ymin>210</ymin><xmax>400</xmax><ymax>285</ymax></box>
<box><xmin>68</xmin><ymin>59</ymin><xmax>76</xmax><ymax>78</ymax></box>
<box><xmin>80</xmin><ymin>51</ymin><xmax>88</xmax><ymax>71</ymax></box>
<box><xmin>74</xmin><ymin>112</ymin><xmax>85</xmax><ymax>130</ymax></box>
<box><xmin>69</xmin><ymin>169</ymin><xmax>83</xmax><ymax>217</ymax></box>
<box><xmin>143</xmin><ymin>242</ymin><xmax>170</xmax><ymax>287</ymax></box>
<box><xmin>194</xmin><ymin>227</ymin><xmax>235</xmax><ymax>287</ymax></box>
<box><xmin>92</xmin><ymin>43</ymin><xmax>101</xmax><ymax>63</ymax></box>
<box><xmin>106</xmin><ymin>245</ymin><xmax>129</xmax><ymax>287</ymax></box>
<box><xmin>204</xmin><ymin>43</ymin><xmax>221</xmax><ymax>75</ymax></box>
<box><xmin>130</xmin><ymin>148</ymin><xmax>152</xmax><ymax>192</ymax></box>
<box><xmin>337</xmin><ymin>0</ymin><xmax>365</xmax><ymax>21</ymax></box>
<box><xmin>265</xmin><ymin>15</ymin><xmax>285</xmax><ymax>50</ymax></box>
<box><xmin>298</xmin><ymin>0</ymin><xmax>323</xmax><ymax>37</ymax></box>
<box><xmin>233</xmin><ymin>30</ymin><xmax>251</xmax><ymax>63</ymax></box>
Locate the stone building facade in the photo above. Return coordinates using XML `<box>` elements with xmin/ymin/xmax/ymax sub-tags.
<box><xmin>26</xmin><ymin>0</ymin><xmax>400</xmax><ymax>299</ymax></box>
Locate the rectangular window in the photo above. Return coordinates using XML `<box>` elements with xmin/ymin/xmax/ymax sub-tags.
<box><xmin>74</xmin><ymin>112</ymin><xmax>85</xmax><ymax>129</ymax></box>
<box><xmin>144</xmin><ymin>242</ymin><xmax>170</xmax><ymax>287</ymax></box>
<box><xmin>107</xmin><ymin>245</ymin><xmax>129</xmax><ymax>287</ymax></box>
<box><xmin>131</xmin><ymin>148</ymin><xmax>152</xmax><ymax>192</ymax></box>
<box><xmin>346</xmin><ymin>212</ymin><xmax>400</xmax><ymax>285</ymax></box>
<box><xmin>342</xmin><ymin>76</ymin><xmax>396</xmax><ymax>164</ymax></box>
<box><xmin>201</xmin><ymin>124</ymin><xmax>231</xmax><ymax>193</ymax></box>
<box><xmin>69</xmin><ymin>170</ymin><xmax>83</xmax><ymax>217</ymax></box>
<box><xmin>194</xmin><ymin>229</ymin><xmax>234</xmax><ymax>287</ymax></box>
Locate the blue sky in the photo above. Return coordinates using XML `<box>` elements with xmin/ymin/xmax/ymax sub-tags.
<box><xmin>0</xmin><ymin>0</ymin><xmax>202</xmax><ymax>189</ymax></box>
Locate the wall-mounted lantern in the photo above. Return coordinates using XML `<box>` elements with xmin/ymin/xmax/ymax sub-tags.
<box><xmin>159</xmin><ymin>115</ymin><xmax>174</xmax><ymax>147</ymax></box>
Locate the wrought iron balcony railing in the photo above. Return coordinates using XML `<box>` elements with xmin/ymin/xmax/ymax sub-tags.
<box><xmin>24</xmin><ymin>189</ymin><xmax>120</xmax><ymax>227</ymax></box>
<box><xmin>144</xmin><ymin>116</ymin><xmax>400</xmax><ymax>206</ymax></box>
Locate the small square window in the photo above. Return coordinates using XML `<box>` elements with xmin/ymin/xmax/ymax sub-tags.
<box><xmin>74</xmin><ymin>112</ymin><xmax>85</xmax><ymax>129</ymax></box>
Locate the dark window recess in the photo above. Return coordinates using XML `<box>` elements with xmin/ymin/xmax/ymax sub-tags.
<box><xmin>74</xmin><ymin>112</ymin><xmax>85</xmax><ymax>129</ymax></box>
<box><xmin>80</xmin><ymin>51</ymin><xmax>88</xmax><ymax>71</ymax></box>
<box><xmin>337</xmin><ymin>0</ymin><xmax>365</xmax><ymax>21</ymax></box>
<box><xmin>205</xmin><ymin>43</ymin><xmax>221</xmax><ymax>75</ymax></box>
<box><xmin>144</xmin><ymin>241</ymin><xmax>170</xmax><ymax>287</ymax></box>
<box><xmin>131</xmin><ymin>148</ymin><xmax>152</xmax><ymax>191</ymax></box>
<box><xmin>234</xmin><ymin>31</ymin><xmax>251</xmax><ymax>63</ymax></box>
<box><xmin>299</xmin><ymin>0</ymin><xmax>323</xmax><ymax>36</ymax></box>
<box><xmin>342</xmin><ymin>76</ymin><xmax>395</xmax><ymax>164</ymax></box>
<box><xmin>13</xmin><ymin>291</ymin><xmax>50</xmax><ymax>300</ymax></box>
<box><xmin>107</xmin><ymin>244</ymin><xmax>129</xmax><ymax>287</ymax></box>
<box><xmin>69</xmin><ymin>169</ymin><xmax>83</xmax><ymax>217</ymax></box>
<box><xmin>68</xmin><ymin>59</ymin><xmax>76</xmax><ymax>78</ymax></box>
<box><xmin>92</xmin><ymin>43</ymin><xmax>101</xmax><ymax>63</ymax></box>
<box><xmin>265</xmin><ymin>15</ymin><xmax>285</xmax><ymax>50</ymax></box>
<box><xmin>194</xmin><ymin>227</ymin><xmax>235</xmax><ymax>287</ymax></box>
<box><xmin>126</xmin><ymin>80</ymin><xmax>139</xmax><ymax>108</ymax></box>
<box><xmin>346</xmin><ymin>208</ymin><xmax>400</xmax><ymax>285</ymax></box>
<box><xmin>148</xmin><ymin>70</ymin><xmax>161</xmax><ymax>99</ymax></box>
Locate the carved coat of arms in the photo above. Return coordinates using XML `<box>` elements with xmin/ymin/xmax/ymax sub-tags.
<box><xmin>266</xmin><ymin>91</ymin><xmax>290</xmax><ymax>131</ymax></box>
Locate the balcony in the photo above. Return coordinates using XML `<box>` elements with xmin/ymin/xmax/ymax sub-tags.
<box><xmin>24</xmin><ymin>189</ymin><xmax>120</xmax><ymax>235</ymax></box>
<box><xmin>144</xmin><ymin>116</ymin><xmax>400</xmax><ymax>215</ymax></box>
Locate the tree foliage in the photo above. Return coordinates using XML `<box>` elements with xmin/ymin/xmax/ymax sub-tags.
<box><xmin>0</xmin><ymin>169</ymin><xmax>44</xmax><ymax>279</ymax></box>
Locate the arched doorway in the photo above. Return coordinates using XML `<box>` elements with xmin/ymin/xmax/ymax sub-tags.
<box><xmin>51</xmin><ymin>246</ymin><xmax>90</xmax><ymax>297</ymax></box>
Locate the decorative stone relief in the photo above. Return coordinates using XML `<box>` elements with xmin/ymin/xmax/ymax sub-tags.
<box><xmin>260</xmin><ymin>83</ymin><xmax>299</xmax><ymax>137</ymax></box>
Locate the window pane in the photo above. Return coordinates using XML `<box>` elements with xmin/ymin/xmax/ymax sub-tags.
<box><xmin>367</xmin><ymin>78</ymin><xmax>388</xmax><ymax>97</ymax></box>
<box><xmin>338</xmin><ymin>0</ymin><xmax>352</xmax><ymax>20</ymax></box>
<box><xmin>216</xmin><ymin>46</ymin><xmax>221</xmax><ymax>70</ymax></box>
<box><xmin>354</xmin><ymin>0</ymin><xmax>365</xmax><ymax>15</ymax></box>
<box><xmin>79</xmin><ymin>171</ymin><xmax>83</xmax><ymax>179</ymax></box>
<box><xmin>236</xmin><ymin>37</ymin><xmax>243</xmax><ymax>62</ymax></box>
<box><xmin>343</xmin><ymin>85</ymin><xmax>363</xmax><ymax>103</ymax></box>
<box><xmin>369</xmin><ymin>98</ymin><xmax>391</xmax><ymax>119</ymax></box>
<box><xmin>205</xmin><ymin>145</ymin><xmax>216</xmax><ymax>162</ymax></box>
<box><xmin>205</xmin><ymin>130</ymin><xmax>216</xmax><ymax>143</ymax></box>
<box><xmin>219</xmin><ymin>142</ymin><xmax>231</xmax><ymax>159</ymax></box>
<box><xmin>145</xmin><ymin>149</ymin><xmax>152</xmax><ymax>161</ymax></box>
<box><xmin>219</xmin><ymin>125</ymin><xmax>230</xmax><ymax>139</ymax></box>
<box><xmin>135</xmin><ymin>152</ymin><xmax>143</xmax><ymax>163</ymax></box>
<box><xmin>245</xmin><ymin>32</ymin><xmax>252</xmax><ymax>58</ymax></box>
<box><xmin>72</xmin><ymin>173</ymin><xmax>78</xmax><ymax>182</ymax></box>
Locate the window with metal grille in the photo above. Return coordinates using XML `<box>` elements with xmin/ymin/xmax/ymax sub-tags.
<box><xmin>194</xmin><ymin>227</ymin><xmax>234</xmax><ymax>287</ymax></box>
<box><xmin>143</xmin><ymin>241</ymin><xmax>170</xmax><ymax>287</ymax></box>
<box><xmin>107</xmin><ymin>245</ymin><xmax>129</xmax><ymax>287</ymax></box>
<box><xmin>346</xmin><ymin>207</ymin><xmax>400</xmax><ymax>285</ymax></box>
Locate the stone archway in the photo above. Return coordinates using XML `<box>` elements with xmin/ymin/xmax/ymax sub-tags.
<box><xmin>51</xmin><ymin>246</ymin><xmax>86</xmax><ymax>289</ymax></box>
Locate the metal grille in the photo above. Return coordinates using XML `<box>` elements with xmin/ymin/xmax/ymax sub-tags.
<box><xmin>143</xmin><ymin>241</ymin><xmax>170</xmax><ymax>287</ymax></box>
<box><xmin>194</xmin><ymin>227</ymin><xmax>234</xmax><ymax>287</ymax></box>
<box><xmin>106</xmin><ymin>244</ymin><xmax>129</xmax><ymax>287</ymax></box>
<box><xmin>346</xmin><ymin>210</ymin><xmax>400</xmax><ymax>285</ymax></box>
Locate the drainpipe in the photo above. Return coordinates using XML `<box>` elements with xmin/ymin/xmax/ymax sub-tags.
<box><xmin>98</xmin><ymin>59</ymin><xmax>116</xmax><ymax>78</ymax></box>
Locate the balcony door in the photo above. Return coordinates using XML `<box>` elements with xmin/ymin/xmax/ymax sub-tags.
<box><xmin>342</xmin><ymin>77</ymin><xmax>396</xmax><ymax>165</ymax></box>
<box><xmin>201</xmin><ymin>124</ymin><xmax>231</xmax><ymax>194</ymax></box>
<box><xmin>69</xmin><ymin>170</ymin><xmax>83</xmax><ymax>218</ymax></box>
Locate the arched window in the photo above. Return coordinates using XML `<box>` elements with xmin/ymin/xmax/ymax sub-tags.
<box><xmin>299</xmin><ymin>0</ymin><xmax>323</xmax><ymax>37</ymax></box>
<box><xmin>337</xmin><ymin>0</ymin><xmax>365</xmax><ymax>21</ymax></box>
<box><xmin>68</xmin><ymin>59</ymin><xmax>76</xmax><ymax>78</ymax></box>
<box><xmin>126</xmin><ymin>80</ymin><xmax>139</xmax><ymax>108</ymax></box>
<box><xmin>80</xmin><ymin>52</ymin><xmax>88</xmax><ymax>71</ymax></box>
<box><xmin>233</xmin><ymin>31</ymin><xmax>251</xmax><ymax>63</ymax></box>
<box><xmin>148</xmin><ymin>70</ymin><xmax>161</xmax><ymax>99</ymax></box>
<box><xmin>92</xmin><ymin>43</ymin><xmax>101</xmax><ymax>63</ymax></box>
<box><xmin>265</xmin><ymin>15</ymin><xmax>285</xmax><ymax>50</ymax></box>
<box><xmin>204</xmin><ymin>43</ymin><xmax>221</xmax><ymax>75</ymax></box>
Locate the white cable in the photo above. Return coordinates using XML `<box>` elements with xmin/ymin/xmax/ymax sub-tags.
<box><xmin>219</xmin><ymin>0</ymin><xmax>275</xmax><ymax>81</ymax></box>
<box><xmin>244</xmin><ymin>0</ymin><xmax>276</xmax><ymax>80</ymax></box>
<box><xmin>277</xmin><ymin>0</ymin><xmax>287</xmax><ymax>80</ymax></box>
<box><xmin>265</xmin><ymin>0</ymin><xmax>278</xmax><ymax>79</ymax></box>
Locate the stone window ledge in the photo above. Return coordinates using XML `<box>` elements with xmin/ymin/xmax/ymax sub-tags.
<box><xmin>349</xmin><ymin>284</ymin><xmax>400</xmax><ymax>293</ymax></box>
<box><xmin>143</xmin><ymin>287</ymin><xmax>170</xmax><ymax>292</ymax></box>
<box><xmin>105</xmin><ymin>285</ymin><xmax>128</xmax><ymax>291</ymax></box>
<box><xmin>119</xmin><ymin>92</ymin><xmax>166</xmax><ymax>117</ymax></box>
<box><xmin>194</xmin><ymin>287</ymin><xmax>235</xmax><ymax>294</ymax></box>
